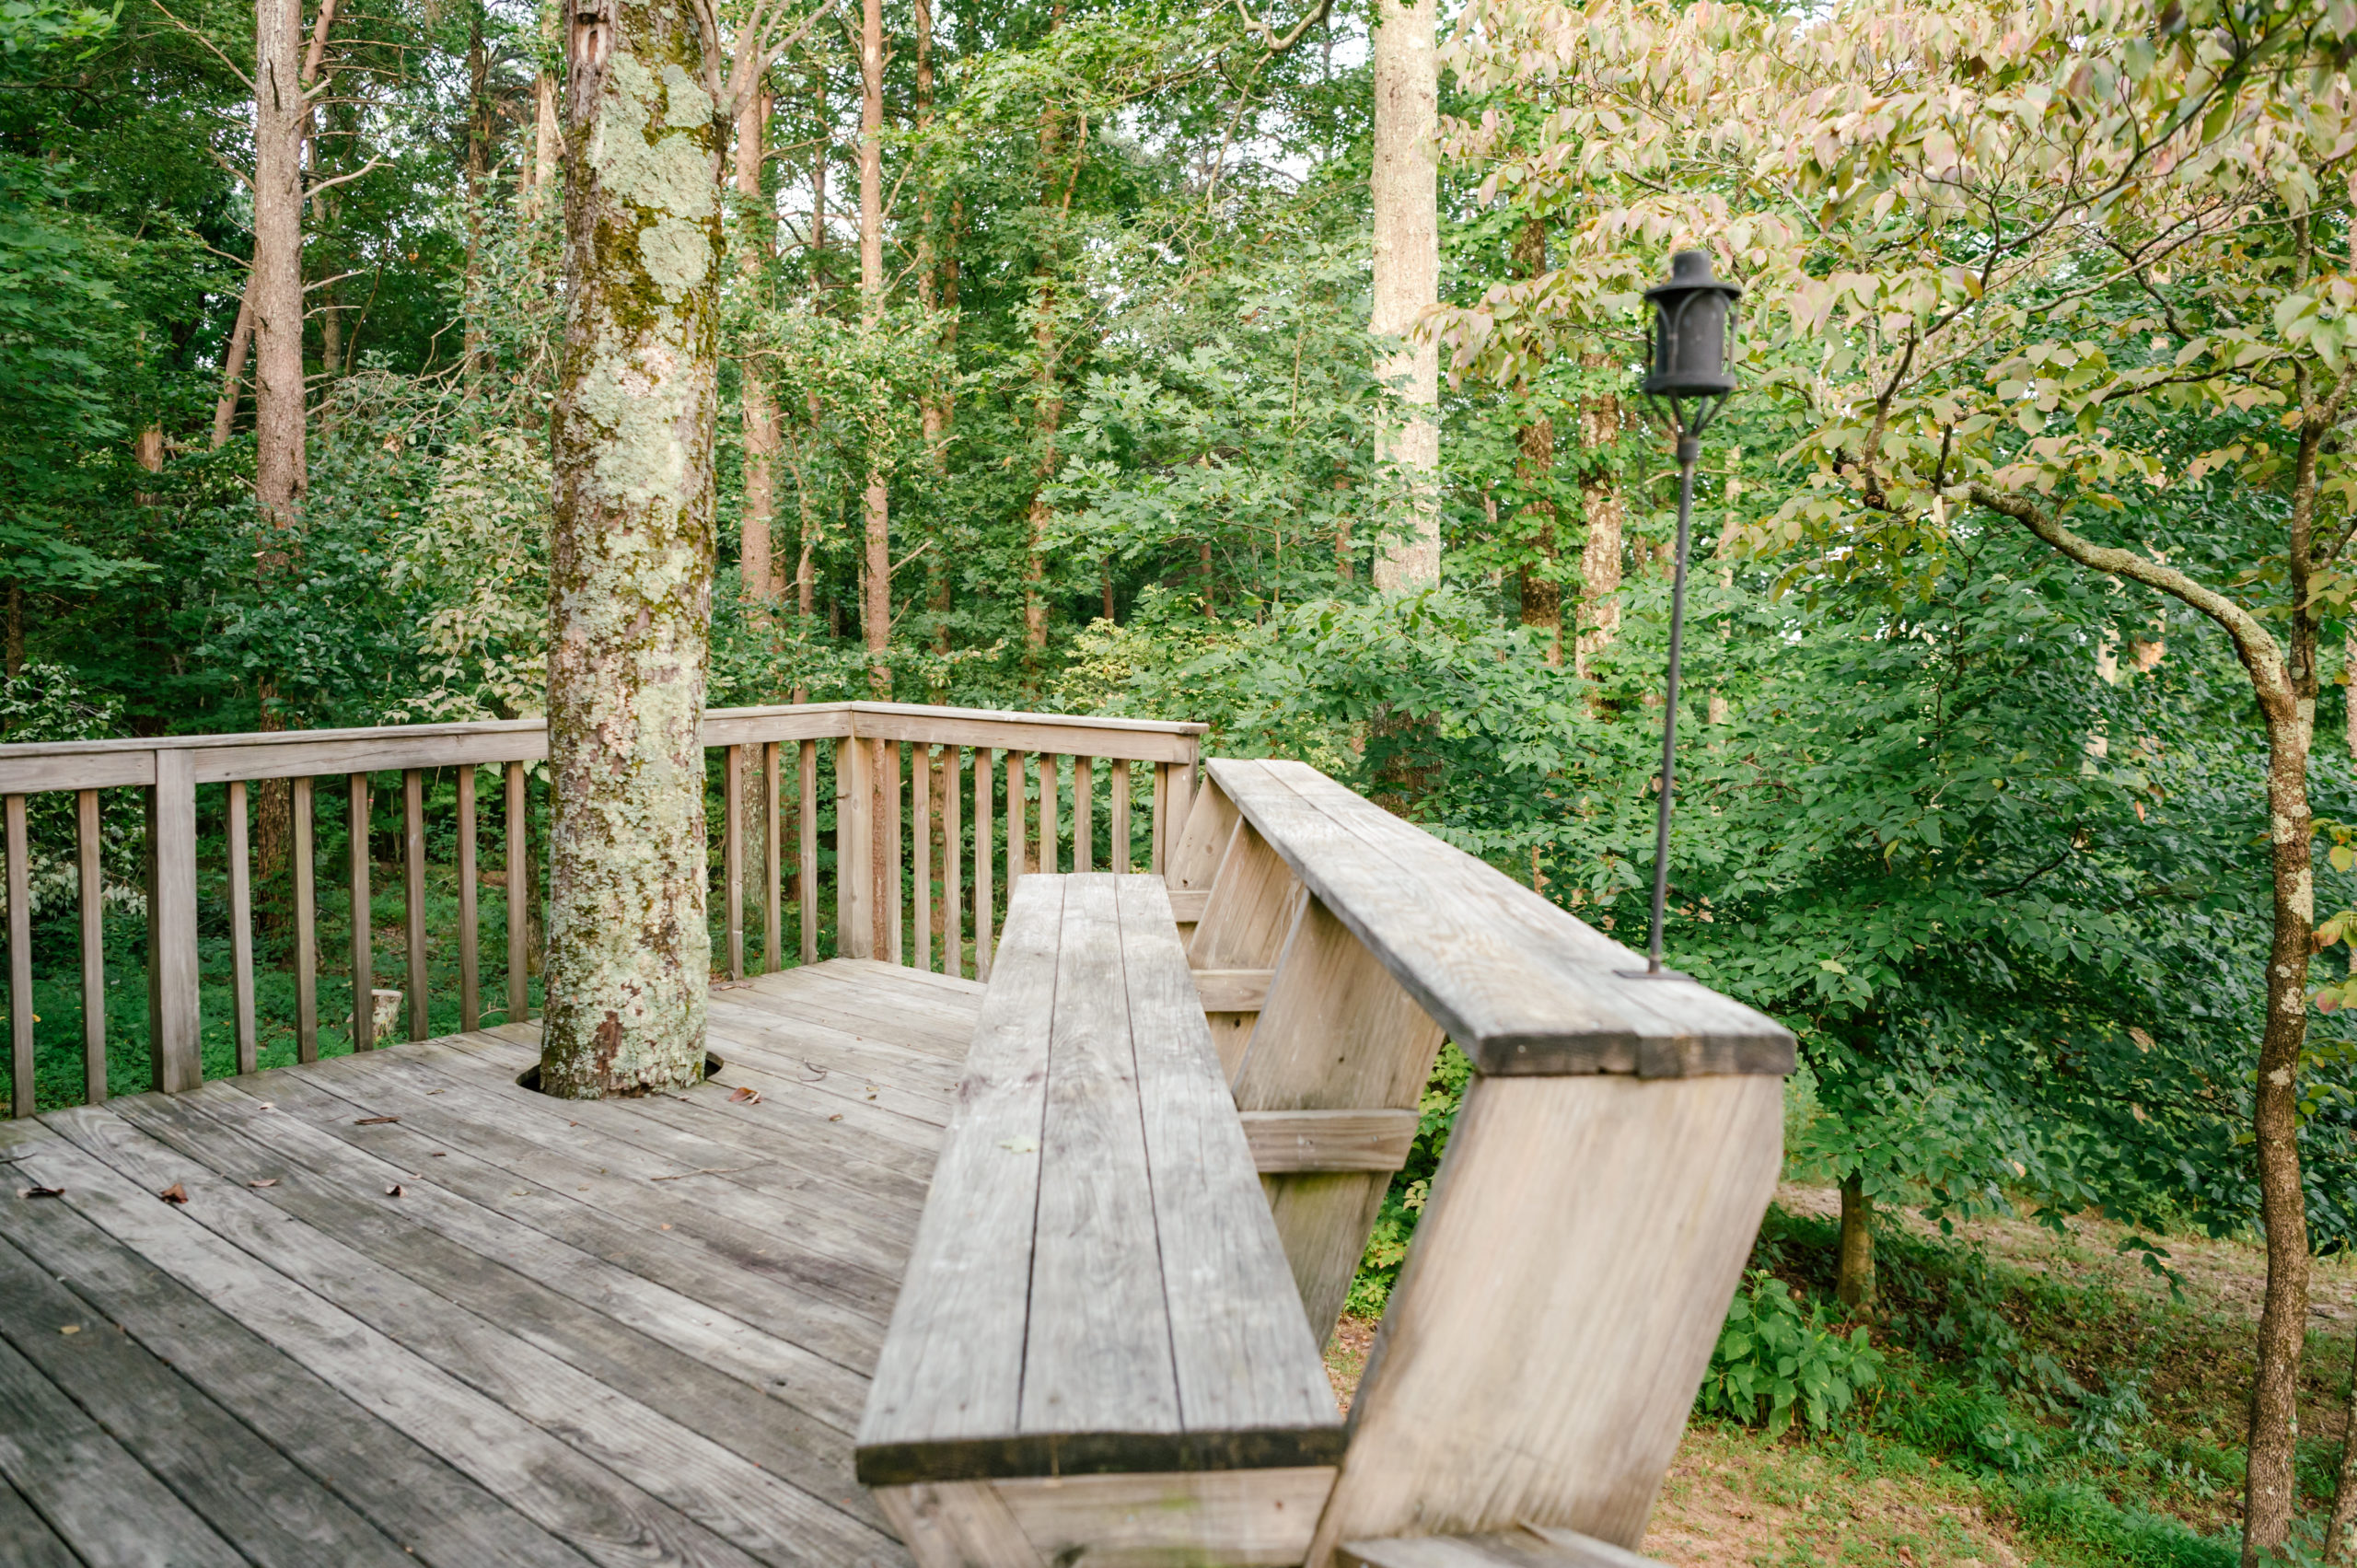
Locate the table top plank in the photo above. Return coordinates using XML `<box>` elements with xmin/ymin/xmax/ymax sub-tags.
<box><xmin>1118</xmin><ymin>877</ymin><xmax>1342</xmax><ymax>1445</ymax></box>
<box><xmin>1018</xmin><ymin>874</ymin><xmax>1181</xmax><ymax>1440</ymax></box>
<box><xmin>857</xmin><ymin>877</ymin><xmax>1062</xmax><ymax>1463</ymax></box>
<box><xmin>1207</xmin><ymin>760</ymin><xmax>1794</xmax><ymax>1077</ymax></box>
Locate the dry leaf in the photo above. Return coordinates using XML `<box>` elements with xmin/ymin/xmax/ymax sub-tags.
<box><xmin>729</xmin><ymin>1085</ymin><xmax>761</xmax><ymax>1105</ymax></box>
<box><xmin>354</xmin><ymin>1116</ymin><xmax>399</xmax><ymax>1126</ymax></box>
<box><xmin>158</xmin><ymin>1183</ymin><xmax>189</xmax><ymax>1204</ymax></box>
<box><xmin>385</xmin><ymin>1184</ymin><xmax>405</xmax><ymax>1198</ymax></box>
<box><xmin>827</xmin><ymin>1113</ymin><xmax>843</xmax><ymax>1122</ymax></box>
<box><xmin>999</xmin><ymin>1136</ymin><xmax>1039</xmax><ymax>1154</ymax></box>
<box><xmin>427</xmin><ymin>1151</ymin><xmax>446</xmax><ymax>1157</ymax></box>
<box><xmin>58</xmin><ymin>1324</ymin><xmax>80</xmax><ymax>1334</ymax></box>
<box><xmin>19</xmin><ymin>1185</ymin><xmax>63</xmax><ymax>1199</ymax></box>
<box><xmin>247</xmin><ymin>1179</ymin><xmax>278</xmax><ymax>1189</ymax></box>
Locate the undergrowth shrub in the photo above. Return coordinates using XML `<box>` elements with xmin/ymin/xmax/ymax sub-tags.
<box><xmin>1698</xmin><ymin>1271</ymin><xmax>1884</xmax><ymax>1437</ymax></box>
<box><xmin>2008</xmin><ymin>1481</ymin><xmax>2236</xmax><ymax>1568</ymax></box>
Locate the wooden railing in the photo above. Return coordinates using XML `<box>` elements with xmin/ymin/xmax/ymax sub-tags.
<box><xmin>0</xmin><ymin>701</ymin><xmax>1205</xmax><ymax>1117</ymax></box>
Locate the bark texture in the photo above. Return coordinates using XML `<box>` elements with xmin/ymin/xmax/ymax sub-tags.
<box><xmin>1574</xmin><ymin>364</ymin><xmax>1624</xmax><ymax>681</ymax></box>
<box><xmin>541</xmin><ymin>0</ymin><xmax>722</xmax><ymax>1098</ymax></box>
<box><xmin>1836</xmin><ymin>1174</ymin><xmax>1875</xmax><ymax>1315</ymax></box>
<box><xmin>1368</xmin><ymin>0</ymin><xmax>1438</xmax><ymax>591</ymax></box>
<box><xmin>252</xmin><ymin>0</ymin><xmax>307</xmax><ymax>518</ymax></box>
<box><xmin>736</xmin><ymin>86</ymin><xmax>781</xmax><ymax>622</ymax></box>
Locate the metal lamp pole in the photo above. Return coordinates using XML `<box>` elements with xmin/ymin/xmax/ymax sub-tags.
<box><xmin>1627</xmin><ymin>250</ymin><xmax>1742</xmax><ymax>979</ymax></box>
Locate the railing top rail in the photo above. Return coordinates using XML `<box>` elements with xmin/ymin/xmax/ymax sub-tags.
<box><xmin>0</xmin><ymin>701</ymin><xmax>1203</xmax><ymax>795</ymax></box>
<box><xmin>1207</xmin><ymin>757</ymin><xmax>1794</xmax><ymax>1081</ymax></box>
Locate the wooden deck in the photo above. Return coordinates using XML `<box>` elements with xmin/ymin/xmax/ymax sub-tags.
<box><xmin>0</xmin><ymin>958</ymin><xmax>990</xmax><ymax>1568</ymax></box>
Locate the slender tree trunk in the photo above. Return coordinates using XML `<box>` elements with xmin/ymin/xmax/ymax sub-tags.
<box><xmin>540</xmin><ymin>0</ymin><xmax>723</xmax><ymax>1098</ymax></box>
<box><xmin>1368</xmin><ymin>0</ymin><xmax>1437</xmax><ymax>591</ymax></box>
<box><xmin>810</xmin><ymin>62</ymin><xmax>828</xmax><ymax>258</ymax></box>
<box><xmin>462</xmin><ymin>0</ymin><xmax>491</xmax><ymax>374</ymax></box>
<box><xmin>1836</xmin><ymin>1174</ymin><xmax>1875</xmax><ymax>1315</ymax></box>
<box><xmin>252</xmin><ymin>0</ymin><xmax>307</xmax><ymax>519</ymax></box>
<box><xmin>860</xmin><ymin>0</ymin><xmax>890</xmax><ymax>701</ymax></box>
<box><xmin>1510</xmin><ymin>218</ymin><xmax>1560</xmax><ymax>664</ymax></box>
<box><xmin>2247</xmin><ymin>696</ymin><xmax>2317</xmax><ymax>1560</ymax></box>
<box><xmin>211</xmin><ymin>285</ymin><xmax>255</xmax><ymax>448</ymax></box>
<box><xmin>1574</xmin><ymin>359</ymin><xmax>1624</xmax><ymax>684</ymax></box>
<box><xmin>532</xmin><ymin>72</ymin><xmax>560</xmax><ymax>212</ymax></box>
<box><xmin>737</xmin><ymin>86</ymin><xmax>780</xmax><ymax>628</ymax></box>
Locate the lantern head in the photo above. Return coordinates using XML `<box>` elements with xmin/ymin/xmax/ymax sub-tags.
<box><xmin>1643</xmin><ymin>250</ymin><xmax>1743</xmax><ymax>414</ymax></box>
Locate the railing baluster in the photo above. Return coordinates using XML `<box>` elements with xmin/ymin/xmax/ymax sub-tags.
<box><xmin>797</xmin><ymin>739</ymin><xmax>819</xmax><ymax>966</ymax></box>
<box><xmin>458</xmin><ymin>766</ymin><xmax>479</xmax><ymax>1032</ymax></box>
<box><xmin>1005</xmin><ymin>751</ymin><xmax>1025</xmax><ymax>894</ymax></box>
<box><xmin>838</xmin><ymin>738</ymin><xmax>867</xmax><ymax>958</ymax></box>
<box><xmin>1111</xmin><ymin>759</ymin><xmax>1131</xmax><ymax>875</ymax></box>
<box><xmin>504</xmin><ymin>762</ymin><xmax>527</xmax><ymax>1023</ymax></box>
<box><xmin>945</xmin><ymin>747</ymin><xmax>963</xmax><ymax>978</ymax></box>
<box><xmin>974</xmin><ymin>747</ymin><xmax>993</xmax><ymax>981</ymax></box>
<box><xmin>725</xmin><ymin>743</ymin><xmax>745</xmax><ymax>981</ymax></box>
<box><xmin>403</xmin><ymin>770</ymin><xmax>426</xmax><ymax>1042</ymax></box>
<box><xmin>1167</xmin><ymin>760</ymin><xmax>1194</xmax><ymax>871</ymax></box>
<box><xmin>294</xmin><ymin>777</ymin><xmax>317</xmax><ymax>1063</ymax></box>
<box><xmin>7</xmin><ymin>795</ymin><xmax>29</xmax><ymax>1117</ymax></box>
<box><xmin>913</xmin><ymin>744</ymin><xmax>932</xmax><ymax>972</ymax></box>
<box><xmin>763</xmin><ymin>741</ymin><xmax>782</xmax><ymax>975</ymax></box>
<box><xmin>885</xmin><ymin>739</ymin><xmax>902</xmax><ymax>966</ymax></box>
<box><xmin>76</xmin><ymin>788</ymin><xmax>104</xmax><ymax>1100</ymax></box>
<box><xmin>350</xmin><ymin>772</ymin><xmax>373</xmax><ymax>1051</ymax></box>
<box><xmin>1074</xmin><ymin>756</ymin><xmax>1093</xmax><ymax>875</ymax></box>
<box><xmin>1041</xmin><ymin>753</ymin><xmax>1059</xmax><ymax>876</ymax></box>
<box><xmin>227</xmin><ymin>780</ymin><xmax>257</xmax><ymax>1074</ymax></box>
<box><xmin>149</xmin><ymin>750</ymin><xmax>202</xmax><ymax>1092</ymax></box>
<box><xmin>1152</xmin><ymin>761</ymin><xmax>1170</xmax><ymax>874</ymax></box>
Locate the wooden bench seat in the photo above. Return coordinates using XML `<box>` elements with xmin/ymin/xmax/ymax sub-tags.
<box><xmin>856</xmin><ymin>873</ymin><xmax>1346</xmax><ymax>1567</ymax></box>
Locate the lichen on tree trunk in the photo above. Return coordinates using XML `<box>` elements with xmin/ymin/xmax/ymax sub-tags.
<box><xmin>540</xmin><ymin>0</ymin><xmax>723</xmax><ymax>1098</ymax></box>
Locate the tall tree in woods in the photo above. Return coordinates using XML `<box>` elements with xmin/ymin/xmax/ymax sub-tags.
<box><xmin>1437</xmin><ymin>0</ymin><xmax>2357</xmax><ymax>1554</ymax></box>
<box><xmin>737</xmin><ymin>79</ymin><xmax>781</xmax><ymax>621</ymax></box>
<box><xmin>1511</xmin><ymin>217</ymin><xmax>1560</xmax><ymax>662</ymax></box>
<box><xmin>252</xmin><ymin>0</ymin><xmax>308</xmax><ymax>517</ymax></box>
<box><xmin>540</xmin><ymin>0</ymin><xmax>824</xmax><ymax>1096</ymax></box>
<box><xmin>1368</xmin><ymin>0</ymin><xmax>1438</xmax><ymax>589</ymax></box>
<box><xmin>859</xmin><ymin>0</ymin><xmax>888</xmax><ymax>697</ymax></box>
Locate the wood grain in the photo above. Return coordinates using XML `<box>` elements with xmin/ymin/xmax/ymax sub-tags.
<box><xmin>1238</xmin><ymin>1109</ymin><xmax>1419</xmax><ymax>1174</ymax></box>
<box><xmin>1339</xmin><ymin>1527</ymin><xmax>1663</xmax><ymax>1568</ymax></box>
<box><xmin>1306</xmin><ymin>1074</ymin><xmax>1783</xmax><ymax>1562</ymax></box>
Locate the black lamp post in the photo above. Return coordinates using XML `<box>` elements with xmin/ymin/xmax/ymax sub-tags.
<box><xmin>1628</xmin><ymin>248</ymin><xmax>1742</xmax><ymax>979</ymax></box>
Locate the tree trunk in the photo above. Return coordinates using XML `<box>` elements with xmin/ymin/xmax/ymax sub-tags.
<box><xmin>540</xmin><ymin>0</ymin><xmax>723</xmax><ymax>1099</ymax></box>
<box><xmin>462</xmin><ymin>0</ymin><xmax>490</xmax><ymax>373</ymax></box>
<box><xmin>251</xmin><ymin>0</ymin><xmax>307</xmax><ymax>520</ymax></box>
<box><xmin>1368</xmin><ymin>0</ymin><xmax>1437</xmax><ymax>591</ymax></box>
<box><xmin>1573</xmin><ymin>361</ymin><xmax>1624</xmax><ymax>683</ymax></box>
<box><xmin>1508</xmin><ymin>219</ymin><xmax>1560</xmax><ymax>664</ymax></box>
<box><xmin>2246</xmin><ymin>703</ymin><xmax>2317</xmax><ymax>1562</ymax></box>
<box><xmin>737</xmin><ymin>86</ymin><xmax>780</xmax><ymax>626</ymax></box>
<box><xmin>1836</xmin><ymin>1173</ymin><xmax>1875</xmax><ymax>1316</ymax></box>
<box><xmin>211</xmin><ymin>285</ymin><xmax>255</xmax><ymax>448</ymax></box>
<box><xmin>860</xmin><ymin>0</ymin><xmax>890</xmax><ymax>700</ymax></box>
<box><xmin>531</xmin><ymin>72</ymin><xmax>560</xmax><ymax>213</ymax></box>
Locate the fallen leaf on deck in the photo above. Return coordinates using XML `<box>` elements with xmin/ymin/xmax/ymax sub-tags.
<box><xmin>158</xmin><ymin>1183</ymin><xmax>188</xmax><ymax>1204</ymax></box>
<box><xmin>730</xmin><ymin>1086</ymin><xmax>761</xmax><ymax>1104</ymax></box>
<box><xmin>354</xmin><ymin>1116</ymin><xmax>399</xmax><ymax>1126</ymax></box>
<box><xmin>827</xmin><ymin>1113</ymin><xmax>842</xmax><ymax>1121</ymax></box>
<box><xmin>248</xmin><ymin>1179</ymin><xmax>278</xmax><ymax>1189</ymax></box>
<box><xmin>385</xmin><ymin>1184</ymin><xmax>405</xmax><ymax>1198</ymax></box>
<box><xmin>999</xmin><ymin>1136</ymin><xmax>1039</xmax><ymax>1154</ymax></box>
<box><xmin>57</xmin><ymin>1324</ymin><xmax>78</xmax><ymax>1335</ymax></box>
<box><xmin>711</xmin><ymin>980</ymin><xmax>753</xmax><ymax>991</ymax></box>
<box><xmin>19</xmin><ymin>1186</ymin><xmax>63</xmax><ymax>1199</ymax></box>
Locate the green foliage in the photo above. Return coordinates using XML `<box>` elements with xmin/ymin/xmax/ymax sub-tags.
<box><xmin>1698</xmin><ymin>1271</ymin><xmax>1885</xmax><ymax>1439</ymax></box>
<box><xmin>2007</xmin><ymin>1482</ymin><xmax>2238</xmax><ymax>1568</ymax></box>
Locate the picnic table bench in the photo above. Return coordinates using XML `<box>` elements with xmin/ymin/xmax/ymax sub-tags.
<box><xmin>859</xmin><ymin>760</ymin><xmax>1797</xmax><ymax>1568</ymax></box>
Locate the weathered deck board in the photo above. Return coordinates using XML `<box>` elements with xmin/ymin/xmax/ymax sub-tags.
<box><xmin>0</xmin><ymin>958</ymin><xmax>982</xmax><ymax>1568</ymax></box>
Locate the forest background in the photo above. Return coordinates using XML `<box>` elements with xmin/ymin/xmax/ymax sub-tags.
<box><xmin>10</xmin><ymin>0</ymin><xmax>2357</xmax><ymax>1558</ymax></box>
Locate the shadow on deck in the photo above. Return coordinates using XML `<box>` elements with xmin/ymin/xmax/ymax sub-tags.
<box><xmin>0</xmin><ymin>958</ymin><xmax>978</xmax><ymax>1568</ymax></box>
